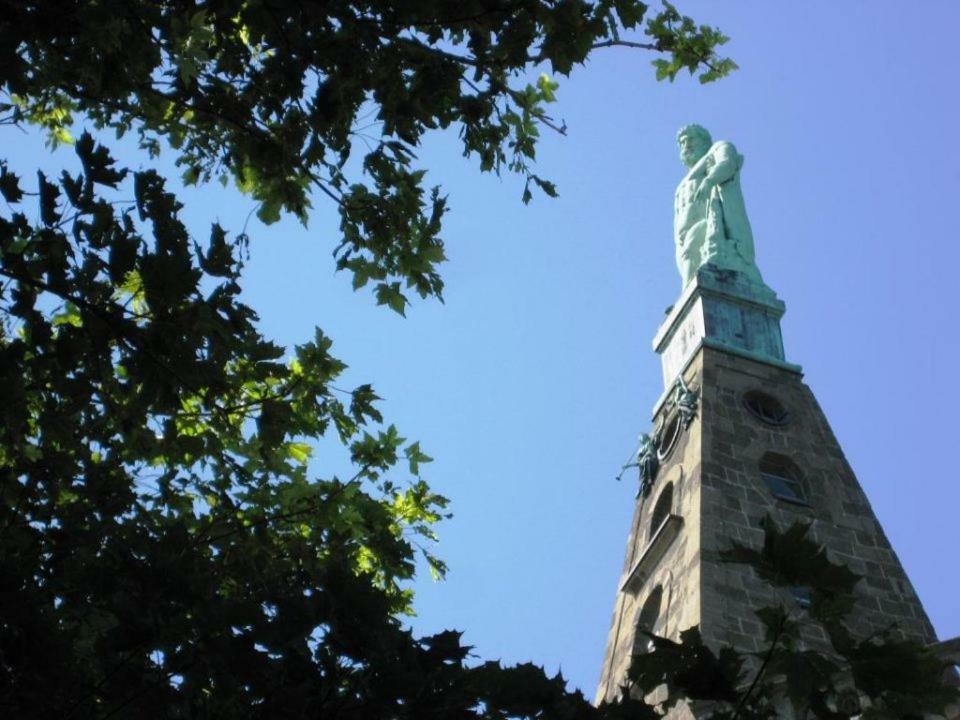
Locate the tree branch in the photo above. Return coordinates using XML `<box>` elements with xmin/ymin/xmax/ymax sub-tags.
<box><xmin>530</xmin><ymin>39</ymin><xmax>659</xmax><ymax>63</ymax></box>
<box><xmin>733</xmin><ymin>609</ymin><xmax>790</xmax><ymax>718</ymax></box>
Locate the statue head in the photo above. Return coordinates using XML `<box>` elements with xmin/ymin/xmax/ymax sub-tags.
<box><xmin>677</xmin><ymin>124</ymin><xmax>712</xmax><ymax>168</ymax></box>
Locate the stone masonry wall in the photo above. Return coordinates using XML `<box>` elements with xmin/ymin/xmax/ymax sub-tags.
<box><xmin>595</xmin><ymin>354</ymin><xmax>706</xmax><ymax>705</ymax></box>
<box><xmin>596</xmin><ymin>344</ymin><xmax>938</xmax><ymax>711</ymax></box>
<box><xmin>697</xmin><ymin>346</ymin><xmax>936</xmax><ymax>655</ymax></box>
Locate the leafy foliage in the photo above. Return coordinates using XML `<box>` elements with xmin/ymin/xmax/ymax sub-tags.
<box><xmin>629</xmin><ymin>627</ymin><xmax>744</xmax><ymax>706</ymax></box>
<box><xmin>624</xmin><ymin>518</ymin><xmax>959</xmax><ymax>719</ymax></box>
<box><xmin>720</xmin><ymin>517</ymin><xmax>861</xmax><ymax>625</ymax></box>
<box><xmin>0</xmin><ymin>2</ymin><xmax>741</xmax><ymax>717</ymax></box>
<box><xmin>2</xmin><ymin>2</ymin><xmax>950</xmax><ymax>719</ymax></box>
<box><xmin>0</xmin><ymin>138</ymin><xmax>453</xmax><ymax>716</ymax></box>
<box><xmin>1</xmin><ymin>0</ymin><xmax>735</xmax><ymax>311</ymax></box>
<box><xmin>0</xmin><ymin>135</ymin><xmax>631</xmax><ymax>719</ymax></box>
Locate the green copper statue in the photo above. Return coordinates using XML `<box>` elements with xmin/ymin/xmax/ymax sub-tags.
<box><xmin>674</xmin><ymin>125</ymin><xmax>765</xmax><ymax>287</ymax></box>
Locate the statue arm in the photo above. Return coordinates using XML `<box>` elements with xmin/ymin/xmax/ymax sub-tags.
<box><xmin>692</xmin><ymin>142</ymin><xmax>741</xmax><ymax>202</ymax></box>
<box><xmin>702</xmin><ymin>142</ymin><xmax>740</xmax><ymax>187</ymax></box>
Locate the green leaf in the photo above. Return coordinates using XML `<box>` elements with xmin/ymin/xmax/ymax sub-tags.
<box><xmin>0</xmin><ymin>162</ymin><xmax>23</xmax><ymax>203</ymax></box>
<box><xmin>113</xmin><ymin>269</ymin><xmax>149</xmax><ymax>316</ymax></box>
<box><xmin>57</xmin><ymin>488</ymin><xmax>79</xmax><ymax>505</ymax></box>
<box><xmin>75</xmin><ymin>132</ymin><xmax>127</xmax><ymax>187</ymax></box>
<box><xmin>23</xmin><ymin>444</ymin><xmax>42</xmax><ymax>461</ymax></box>
<box><xmin>615</xmin><ymin>0</ymin><xmax>648</xmax><ymax>28</ymax></box>
<box><xmin>287</xmin><ymin>441</ymin><xmax>313</xmax><ymax>465</ymax></box>
<box><xmin>256</xmin><ymin>198</ymin><xmax>282</xmax><ymax>225</ymax></box>
<box><xmin>6</xmin><ymin>235</ymin><xmax>29</xmax><ymax>255</ymax></box>
<box><xmin>531</xmin><ymin>175</ymin><xmax>559</xmax><ymax>198</ymax></box>
<box><xmin>52</xmin><ymin>301</ymin><xmax>83</xmax><ymax>328</ymax></box>
<box><xmin>197</xmin><ymin>223</ymin><xmax>234</xmax><ymax>277</ymax></box>
<box><xmin>404</xmin><ymin>441</ymin><xmax>433</xmax><ymax>475</ymax></box>
<box><xmin>375</xmin><ymin>282</ymin><xmax>407</xmax><ymax>316</ymax></box>
<box><xmin>37</xmin><ymin>171</ymin><xmax>61</xmax><ymax>226</ymax></box>
<box><xmin>536</xmin><ymin>73</ymin><xmax>559</xmax><ymax>102</ymax></box>
<box><xmin>182</xmin><ymin>165</ymin><xmax>201</xmax><ymax>185</ymax></box>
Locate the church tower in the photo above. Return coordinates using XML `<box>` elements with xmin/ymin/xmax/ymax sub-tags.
<box><xmin>595</xmin><ymin>127</ymin><xmax>940</xmax><ymax>710</ymax></box>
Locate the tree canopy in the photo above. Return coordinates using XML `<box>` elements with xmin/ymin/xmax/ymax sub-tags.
<box><xmin>1</xmin><ymin>0</ymin><xmax>734</xmax><ymax>312</ymax></box>
<box><xmin>0</xmin><ymin>1</ymin><xmax>732</xmax><ymax>716</ymax></box>
<box><xmin>0</xmin><ymin>2</ymin><xmax>955</xmax><ymax>719</ymax></box>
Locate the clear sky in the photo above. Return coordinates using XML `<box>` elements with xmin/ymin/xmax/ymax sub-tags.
<box><xmin>5</xmin><ymin>0</ymin><xmax>958</xmax><ymax>698</ymax></box>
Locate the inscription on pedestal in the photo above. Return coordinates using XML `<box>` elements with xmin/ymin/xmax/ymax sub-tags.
<box><xmin>660</xmin><ymin>301</ymin><xmax>705</xmax><ymax>386</ymax></box>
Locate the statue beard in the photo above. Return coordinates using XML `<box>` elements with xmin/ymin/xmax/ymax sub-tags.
<box><xmin>680</xmin><ymin>142</ymin><xmax>709</xmax><ymax>168</ymax></box>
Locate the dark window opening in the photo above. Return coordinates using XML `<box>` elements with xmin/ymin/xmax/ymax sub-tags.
<box><xmin>792</xmin><ymin>585</ymin><xmax>812</xmax><ymax>609</ymax></box>
<box><xmin>743</xmin><ymin>390</ymin><xmax>790</xmax><ymax>426</ymax></box>
<box><xmin>759</xmin><ymin>453</ymin><xmax>807</xmax><ymax>505</ymax></box>
<box><xmin>648</xmin><ymin>484</ymin><xmax>674</xmax><ymax>541</ymax></box>
<box><xmin>634</xmin><ymin>585</ymin><xmax>664</xmax><ymax>655</ymax></box>
<box><xmin>656</xmin><ymin>412</ymin><xmax>682</xmax><ymax>460</ymax></box>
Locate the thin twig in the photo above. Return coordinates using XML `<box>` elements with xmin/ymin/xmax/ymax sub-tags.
<box><xmin>732</xmin><ymin>609</ymin><xmax>791</xmax><ymax>718</ymax></box>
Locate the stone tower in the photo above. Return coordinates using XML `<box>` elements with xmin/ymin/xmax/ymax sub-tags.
<box><xmin>595</xmin><ymin>265</ymin><xmax>938</xmax><ymax>707</ymax></box>
<box><xmin>595</xmin><ymin>126</ymin><xmax>941</xmax><ymax>710</ymax></box>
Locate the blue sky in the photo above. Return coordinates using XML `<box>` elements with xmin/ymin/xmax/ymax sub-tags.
<box><xmin>5</xmin><ymin>0</ymin><xmax>958</xmax><ymax>697</ymax></box>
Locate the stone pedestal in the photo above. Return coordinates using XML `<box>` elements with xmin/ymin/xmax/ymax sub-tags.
<box><xmin>652</xmin><ymin>264</ymin><xmax>800</xmax><ymax>391</ymax></box>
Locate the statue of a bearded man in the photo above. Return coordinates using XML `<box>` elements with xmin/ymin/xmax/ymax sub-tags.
<box><xmin>673</xmin><ymin>124</ymin><xmax>765</xmax><ymax>287</ymax></box>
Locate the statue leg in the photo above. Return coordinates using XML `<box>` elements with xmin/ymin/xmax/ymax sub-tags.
<box><xmin>677</xmin><ymin>248</ymin><xmax>696</xmax><ymax>286</ymax></box>
<box><xmin>678</xmin><ymin>225</ymin><xmax>704</xmax><ymax>284</ymax></box>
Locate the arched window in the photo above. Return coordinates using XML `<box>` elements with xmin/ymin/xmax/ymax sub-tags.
<box><xmin>633</xmin><ymin>585</ymin><xmax>664</xmax><ymax>655</ymax></box>
<box><xmin>648</xmin><ymin>483</ymin><xmax>674</xmax><ymax>540</ymax></box>
<box><xmin>743</xmin><ymin>390</ymin><xmax>790</xmax><ymax>426</ymax></box>
<box><xmin>759</xmin><ymin>453</ymin><xmax>806</xmax><ymax>504</ymax></box>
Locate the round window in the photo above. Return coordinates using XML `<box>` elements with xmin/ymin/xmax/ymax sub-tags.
<box><xmin>743</xmin><ymin>390</ymin><xmax>790</xmax><ymax>426</ymax></box>
<box><xmin>656</xmin><ymin>412</ymin><xmax>682</xmax><ymax>460</ymax></box>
